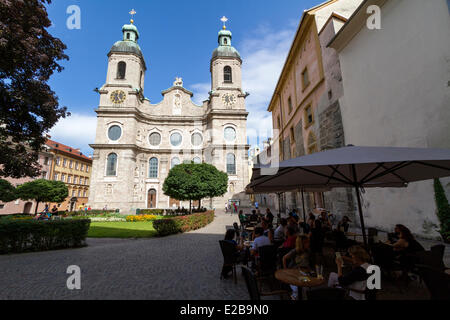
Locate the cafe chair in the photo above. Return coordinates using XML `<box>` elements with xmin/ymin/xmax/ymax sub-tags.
<box><xmin>306</xmin><ymin>287</ymin><xmax>346</xmax><ymax>301</ymax></box>
<box><xmin>219</xmin><ymin>240</ymin><xmax>239</xmax><ymax>284</ymax></box>
<box><xmin>241</xmin><ymin>266</ymin><xmax>289</xmax><ymax>300</ymax></box>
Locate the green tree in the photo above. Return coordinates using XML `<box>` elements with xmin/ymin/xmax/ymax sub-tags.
<box><xmin>16</xmin><ymin>179</ymin><xmax>68</xmax><ymax>214</ymax></box>
<box><xmin>434</xmin><ymin>178</ymin><xmax>450</xmax><ymax>242</ymax></box>
<box><xmin>0</xmin><ymin>178</ymin><xmax>17</xmax><ymax>202</ymax></box>
<box><xmin>0</xmin><ymin>0</ymin><xmax>69</xmax><ymax>178</ymax></box>
<box><xmin>163</xmin><ymin>163</ymin><xmax>228</xmax><ymax>213</ymax></box>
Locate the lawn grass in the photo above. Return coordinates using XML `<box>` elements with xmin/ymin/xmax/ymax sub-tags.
<box><xmin>88</xmin><ymin>221</ymin><xmax>158</xmax><ymax>238</ymax></box>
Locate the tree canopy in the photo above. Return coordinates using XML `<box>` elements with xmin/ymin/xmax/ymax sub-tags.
<box><xmin>0</xmin><ymin>0</ymin><xmax>69</xmax><ymax>178</ymax></box>
<box><xmin>16</xmin><ymin>179</ymin><xmax>68</xmax><ymax>213</ymax></box>
<box><xmin>0</xmin><ymin>178</ymin><xmax>17</xmax><ymax>202</ymax></box>
<box><xmin>163</xmin><ymin>163</ymin><xmax>228</xmax><ymax>210</ymax></box>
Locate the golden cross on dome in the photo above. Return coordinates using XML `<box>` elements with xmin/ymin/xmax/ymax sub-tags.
<box><xmin>129</xmin><ymin>9</ymin><xmax>137</xmax><ymax>24</ymax></box>
<box><xmin>220</xmin><ymin>16</ymin><xmax>228</xmax><ymax>30</ymax></box>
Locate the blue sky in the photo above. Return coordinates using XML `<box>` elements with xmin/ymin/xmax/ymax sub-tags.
<box><xmin>46</xmin><ymin>0</ymin><xmax>322</xmax><ymax>155</ymax></box>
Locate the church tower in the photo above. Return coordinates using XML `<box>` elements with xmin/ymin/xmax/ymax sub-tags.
<box><xmin>98</xmin><ymin>19</ymin><xmax>146</xmax><ymax>109</ymax></box>
<box><xmin>210</xmin><ymin>17</ymin><xmax>247</xmax><ymax>111</ymax></box>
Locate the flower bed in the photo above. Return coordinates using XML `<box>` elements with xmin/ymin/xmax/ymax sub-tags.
<box><xmin>0</xmin><ymin>219</ymin><xmax>91</xmax><ymax>254</ymax></box>
<box><xmin>153</xmin><ymin>210</ymin><xmax>214</xmax><ymax>237</ymax></box>
<box><xmin>126</xmin><ymin>214</ymin><xmax>159</xmax><ymax>222</ymax></box>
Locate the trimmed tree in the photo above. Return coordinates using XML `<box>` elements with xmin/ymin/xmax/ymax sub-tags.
<box><xmin>0</xmin><ymin>0</ymin><xmax>69</xmax><ymax>178</ymax></box>
<box><xmin>0</xmin><ymin>178</ymin><xmax>17</xmax><ymax>202</ymax></box>
<box><xmin>163</xmin><ymin>163</ymin><xmax>228</xmax><ymax>213</ymax></box>
<box><xmin>16</xmin><ymin>179</ymin><xmax>68</xmax><ymax>214</ymax></box>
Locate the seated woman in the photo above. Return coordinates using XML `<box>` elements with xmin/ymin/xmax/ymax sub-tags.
<box><xmin>277</xmin><ymin>226</ymin><xmax>297</xmax><ymax>263</ymax></box>
<box><xmin>337</xmin><ymin>216</ymin><xmax>351</xmax><ymax>233</ymax></box>
<box><xmin>282</xmin><ymin>235</ymin><xmax>310</xmax><ymax>269</ymax></box>
<box><xmin>283</xmin><ymin>235</ymin><xmax>311</xmax><ymax>300</ymax></box>
<box><xmin>328</xmin><ymin>246</ymin><xmax>372</xmax><ymax>300</ymax></box>
<box><xmin>388</xmin><ymin>224</ymin><xmax>424</xmax><ymax>255</ymax></box>
<box><xmin>221</xmin><ymin>229</ymin><xmax>246</xmax><ymax>279</ymax></box>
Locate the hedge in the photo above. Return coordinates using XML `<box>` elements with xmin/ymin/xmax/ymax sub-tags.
<box><xmin>0</xmin><ymin>219</ymin><xmax>91</xmax><ymax>254</ymax></box>
<box><xmin>153</xmin><ymin>210</ymin><xmax>214</xmax><ymax>236</ymax></box>
<box><xmin>137</xmin><ymin>209</ymin><xmax>164</xmax><ymax>215</ymax></box>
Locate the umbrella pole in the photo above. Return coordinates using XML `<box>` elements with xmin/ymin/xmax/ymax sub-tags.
<box><xmin>354</xmin><ymin>185</ymin><xmax>368</xmax><ymax>248</ymax></box>
<box><xmin>301</xmin><ymin>188</ymin><xmax>306</xmax><ymax>223</ymax></box>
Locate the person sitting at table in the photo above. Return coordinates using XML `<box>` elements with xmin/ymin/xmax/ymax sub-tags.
<box><xmin>250</xmin><ymin>227</ymin><xmax>271</xmax><ymax>257</ymax></box>
<box><xmin>260</xmin><ymin>219</ymin><xmax>274</xmax><ymax>242</ymax></box>
<box><xmin>337</xmin><ymin>216</ymin><xmax>351</xmax><ymax>233</ymax></box>
<box><xmin>328</xmin><ymin>245</ymin><xmax>372</xmax><ymax>300</ymax></box>
<box><xmin>265</xmin><ymin>208</ymin><xmax>274</xmax><ymax>224</ymax></box>
<box><xmin>222</xmin><ymin>229</ymin><xmax>246</xmax><ymax>279</ymax></box>
<box><xmin>319</xmin><ymin>211</ymin><xmax>332</xmax><ymax>231</ymax></box>
<box><xmin>249</xmin><ymin>210</ymin><xmax>258</xmax><ymax>222</ymax></box>
<box><xmin>273</xmin><ymin>218</ymin><xmax>287</xmax><ymax>247</ymax></box>
<box><xmin>289</xmin><ymin>209</ymin><xmax>299</xmax><ymax>220</ymax></box>
<box><xmin>282</xmin><ymin>235</ymin><xmax>311</xmax><ymax>300</ymax></box>
<box><xmin>287</xmin><ymin>216</ymin><xmax>299</xmax><ymax>234</ymax></box>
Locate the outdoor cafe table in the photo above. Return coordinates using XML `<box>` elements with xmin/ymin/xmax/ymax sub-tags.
<box><xmin>275</xmin><ymin>268</ymin><xmax>325</xmax><ymax>300</ymax></box>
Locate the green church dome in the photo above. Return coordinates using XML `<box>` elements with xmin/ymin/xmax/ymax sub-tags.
<box><xmin>212</xmin><ymin>27</ymin><xmax>241</xmax><ymax>60</ymax></box>
<box><xmin>110</xmin><ymin>40</ymin><xmax>143</xmax><ymax>57</ymax></box>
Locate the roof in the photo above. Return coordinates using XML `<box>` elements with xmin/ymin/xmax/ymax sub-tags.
<box><xmin>109</xmin><ymin>40</ymin><xmax>143</xmax><ymax>58</ymax></box>
<box><xmin>45</xmin><ymin>139</ymin><xmax>92</xmax><ymax>162</ymax></box>
<box><xmin>328</xmin><ymin>0</ymin><xmax>387</xmax><ymax>51</ymax></box>
<box><xmin>212</xmin><ymin>46</ymin><xmax>241</xmax><ymax>60</ymax></box>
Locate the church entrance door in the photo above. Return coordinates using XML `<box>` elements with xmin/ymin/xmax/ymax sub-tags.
<box><xmin>148</xmin><ymin>189</ymin><xmax>157</xmax><ymax>208</ymax></box>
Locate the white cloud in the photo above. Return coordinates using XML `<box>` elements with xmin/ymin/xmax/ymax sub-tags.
<box><xmin>191</xmin><ymin>24</ymin><xmax>296</xmax><ymax>148</ymax></box>
<box><xmin>49</xmin><ymin>113</ymin><xmax>97</xmax><ymax>156</ymax></box>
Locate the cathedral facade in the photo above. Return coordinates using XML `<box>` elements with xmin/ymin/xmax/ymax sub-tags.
<box><xmin>88</xmin><ymin>20</ymin><xmax>250</xmax><ymax>213</ymax></box>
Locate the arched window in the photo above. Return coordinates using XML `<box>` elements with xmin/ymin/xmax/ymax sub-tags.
<box><xmin>224</xmin><ymin>66</ymin><xmax>232</xmax><ymax>83</ymax></box>
<box><xmin>227</xmin><ymin>153</ymin><xmax>236</xmax><ymax>175</ymax></box>
<box><xmin>224</xmin><ymin>38</ymin><xmax>228</xmax><ymax>45</ymax></box>
<box><xmin>224</xmin><ymin>126</ymin><xmax>236</xmax><ymax>142</ymax></box>
<box><xmin>117</xmin><ymin>61</ymin><xmax>126</xmax><ymax>79</ymax></box>
<box><xmin>106</xmin><ymin>153</ymin><xmax>118</xmax><ymax>176</ymax></box>
<box><xmin>171</xmin><ymin>157</ymin><xmax>180</xmax><ymax>169</ymax></box>
<box><xmin>193</xmin><ymin>157</ymin><xmax>201</xmax><ymax>164</ymax></box>
<box><xmin>148</xmin><ymin>157</ymin><xmax>158</xmax><ymax>178</ymax></box>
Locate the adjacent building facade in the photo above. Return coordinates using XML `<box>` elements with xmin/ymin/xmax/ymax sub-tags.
<box><xmin>266</xmin><ymin>0</ymin><xmax>363</xmax><ymax>217</ymax></box>
<box><xmin>88</xmin><ymin>20</ymin><xmax>250</xmax><ymax>213</ymax></box>
<box><xmin>328</xmin><ymin>0</ymin><xmax>450</xmax><ymax>238</ymax></box>
<box><xmin>46</xmin><ymin>139</ymin><xmax>93</xmax><ymax>211</ymax></box>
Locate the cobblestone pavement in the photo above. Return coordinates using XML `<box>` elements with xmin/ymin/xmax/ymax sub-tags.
<box><xmin>0</xmin><ymin>210</ymin><xmax>250</xmax><ymax>300</ymax></box>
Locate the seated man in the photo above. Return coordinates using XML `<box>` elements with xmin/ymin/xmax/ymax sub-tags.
<box><xmin>250</xmin><ymin>227</ymin><xmax>271</xmax><ymax>257</ymax></box>
<box><xmin>249</xmin><ymin>210</ymin><xmax>258</xmax><ymax>222</ymax></box>
<box><xmin>273</xmin><ymin>218</ymin><xmax>287</xmax><ymax>247</ymax></box>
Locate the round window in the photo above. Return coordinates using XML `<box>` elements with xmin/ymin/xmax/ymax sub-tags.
<box><xmin>191</xmin><ymin>133</ymin><xmax>203</xmax><ymax>146</ymax></box>
<box><xmin>108</xmin><ymin>125</ymin><xmax>122</xmax><ymax>141</ymax></box>
<box><xmin>170</xmin><ymin>132</ymin><xmax>182</xmax><ymax>147</ymax></box>
<box><xmin>224</xmin><ymin>127</ymin><xmax>236</xmax><ymax>142</ymax></box>
<box><xmin>149</xmin><ymin>132</ymin><xmax>161</xmax><ymax>146</ymax></box>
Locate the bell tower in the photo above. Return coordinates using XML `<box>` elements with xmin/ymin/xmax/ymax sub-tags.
<box><xmin>99</xmin><ymin>12</ymin><xmax>146</xmax><ymax>108</ymax></box>
<box><xmin>210</xmin><ymin>17</ymin><xmax>246</xmax><ymax>110</ymax></box>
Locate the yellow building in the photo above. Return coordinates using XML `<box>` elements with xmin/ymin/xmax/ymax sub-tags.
<box><xmin>46</xmin><ymin>139</ymin><xmax>92</xmax><ymax>212</ymax></box>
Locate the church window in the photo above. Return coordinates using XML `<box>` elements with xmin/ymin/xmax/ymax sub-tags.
<box><xmin>149</xmin><ymin>132</ymin><xmax>161</xmax><ymax>146</ymax></box>
<box><xmin>170</xmin><ymin>132</ymin><xmax>182</xmax><ymax>147</ymax></box>
<box><xmin>171</xmin><ymin>157</ymin><xmax>180</xmax><ymax>169</ymax></box>
<box><xmin>226</xmin><ymin>153</ymin><xmax>236</xmax><ymax>175</ymax></box>
<box><xmin>193</xmin><ymin>157</ymin><xmax>201</xmax><ymax>164</ymax></box>
<box><xmin>106</xmin><ymin>153</ymin><xmax>118</xmax><ymax>176</ymax></box>
<box><xmin>108</xmin><ymin>125</ymin><xmax>122</xmax><ymax>141</ymax></box>
<box><xmin>224</xmin><ymin>126</ymin><xmax>236</xmax><ymax>142</ymax></box>
<box><xmin>149</xmin><ymin>157</ymin><xmax>158</xmax><ymax>178</ymax></box>
<box><xmin>126</xmin><ymin>33</ymin><xmax>130</xmax><ymax>40</ymax></box>
<box><xmin>191</xmin><ymin>133</ymin><xmax>203</xmax><ymax>147</ymax></box>
<box><xmin>117</xmin><ymin>61</ymin><xmax>126</xmax><ymax>79</ymax></box>
<box><xmin>224</xmin><ymin>38</ymin><xmax>228</xmax><ymax>45</ymax></box>
<box><xmin>224</xmin><ymin>66</ymin><xmax>232</xmax><ymax>83</ymax></box>
<box><xmin>304</xmin><ymin>105</ymin><xmax>314</xmax><ymax>127</ymax></box>
<box><xmin>301</xmin><ymin>67</ymin><xmax>310</xmax><ymax>89</ymax></box>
